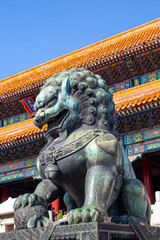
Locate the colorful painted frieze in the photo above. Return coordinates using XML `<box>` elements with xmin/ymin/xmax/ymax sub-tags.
<box><xmin>0</xmin><ymin>157</ymin><xmax>36</xmax><ymax>174</ymax></box>
<box><xmin>148</xmin><ymin>72</ymin><xmax>157</xmax><ymax>82</ymax></box>
<box><xmin>140</xmin><ymin>75</ymin><xmax>148</xmax><ymax>84</ymax></box>
<box><xmin>123</xmin><ymin>127</ymin><xmax>160</xmax><ymax>145</ymax></box>
<box><xmin>119</xmin><ymin>136</ymin><xmax>124</xmax><ymax>147</ymax></box>
<box><xmin>125</xmin><ymin>138</ymin><xmax>160</xmax><ymax>156</ymax></box>
<box><xmin>0</xmin><ymin>167</ymin><xmax>38</xmax><ymax>183</ymax></box>
<box><xmin>108</xmin><ymin>85</ymin><xmax>116</xmax><ymax>93</ymax></box>
<box><xmin>108</xmin><ymin>69</ymin><xmax>160</xmax><ymax>93</ymax></box>
<box><xmin>115</xmin><ymin>82</ymin><xmax>126</xmax><ymax>92</ymax></box>
<box><xmin>157</xmin><ymin>70</ymin><xmax>160</xmax><ymax>79</ymax></box>
<box><xmin>2</xmin><ymin>112</ymin><xmax>30</xmax><ymax>127</ymax></box>
<box><xmin>140</xmin><ymin>70</ymin><xmax>160</xmax><ymax>84</ymax></box>
<box><xmin>132</xmin><ymin>77</ymin><xmax>140</xmax><ymax>87</ymax></box>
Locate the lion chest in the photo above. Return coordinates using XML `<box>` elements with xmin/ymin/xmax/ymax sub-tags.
<box><xmin>56</xmin><ymin>149</ymin><xmax>88</xmax><ymax>197</ymax></box>
<box><xmin>57</xmin><ymin>149</ymin><xmax>87</xmax><ymax>176</ymax></box>
<box><xmin>37</xmin><ymin>146</ymin><xmax>87</xmax><ymax>188</ymax></box>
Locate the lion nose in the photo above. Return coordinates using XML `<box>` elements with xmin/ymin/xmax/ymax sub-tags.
<box><xmin>35</xmin><ymin>109</ymin><xmax>45</xmax><ymax>121</ymax></box>
<box><xmin>33</xmin><ymin>110</ymin><xmax>46</xmax><ymax>128</ymax></box>
<box><xmin>39</xmin><ymin>111</ymin><xmax>45</xmax><ymax>118</ymax></box>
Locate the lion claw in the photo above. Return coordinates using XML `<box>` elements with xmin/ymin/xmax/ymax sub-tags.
<box><xmin>13</xmin><ymin>193</ymin><xmax>44</xmax><ymax>210</ymax></box>
<box><xmin>67</xmin><ymin>207</ymin><xmax>104</xmax><ymax>224</ymax></box>
<box><xmin>27</xmin><ymin>215</ymin><xmax>52</xmax><ymax>228</ymax></box>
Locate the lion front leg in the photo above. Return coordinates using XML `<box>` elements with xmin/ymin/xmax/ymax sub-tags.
<box><xmin>68</xmin><ymin>165</ymin><xmax>120</xmax><ymax>224</ymax></box>
<box><xmin>14</xmin><ymin>179</ymin><xmax>61</xmax><ymax>229</ymax></box>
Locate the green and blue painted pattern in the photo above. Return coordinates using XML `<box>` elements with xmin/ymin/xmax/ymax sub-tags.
<box><xmin>123</xmin><ymin>127</ymin><xmax>160</xmax><ymax>145</ymax></box>
<box><xmin>0</xmin><ymin>157</ymin><xmax>38</xmax><ymax>183</ymax></box>
<box><xmin>120</xmin><ymin>126</ymin><xmax>160</xmax><ymax>156</ymax></box>
<box><xmin>126</xmin><ymin>138</ymin><xmax>160</xmax><ymax>156</ymax></box>
<box><xmin>108</xmin><ymin>69</ymin><xmax>160</xmax><ymax>93</ymax></box>
<box><xmin>2</xmin><ymin>112</ymin><xmax>30</xmax><ymax>127</ymax></box>
<box><xmin>0</xmin><ymin>167</ymin><xmax>38</xmax><ymax>183</ymax></box>
<box><xmin>0</xmin><ymin>157</ymin><xmax>37</xmax><ymax>174</ymax></box>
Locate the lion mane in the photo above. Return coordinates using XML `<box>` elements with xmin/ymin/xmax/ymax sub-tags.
<box><xmin>42</xmin><ymin>68</ymin><xmax>118</xmax><ymax>137</ymax></box>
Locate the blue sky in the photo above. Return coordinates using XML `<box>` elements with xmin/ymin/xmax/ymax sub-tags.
<box><xmin>0</xmin><ymin>0</ymin><xmax>159</xmax><ymax>80</ymax></box>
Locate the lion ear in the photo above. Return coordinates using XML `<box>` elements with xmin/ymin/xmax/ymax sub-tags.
<box><xmin>61</xmin><ymin>77</ymin><xmax>71</xmax><ymax>95</ymax></box>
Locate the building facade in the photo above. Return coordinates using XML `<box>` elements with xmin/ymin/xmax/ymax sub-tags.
<box><xmin>0</xmin><ymin>19</ymin><xmax>160</xmax><ymax>219</ymax></box>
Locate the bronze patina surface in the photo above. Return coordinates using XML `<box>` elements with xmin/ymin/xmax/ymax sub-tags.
<box><xmin>13</xmin><ymin>68</ymin><xmax>151</xmax><ymax>229</ymax></box>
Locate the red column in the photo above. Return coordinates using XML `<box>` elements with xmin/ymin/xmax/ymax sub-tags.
<box><xmin>51</xmin><ymin>198</ymin><xmax>60</xmax><ymax>220</ymax></box>
<box><xmin>141</xmin><ymin>158</ymin><xmax>154</xmax><ymax>204</ymax></box>
<box><xmin>2</xmin><ymin>186</ymin><xmax>10</xmax><ymax>202</ymax></box>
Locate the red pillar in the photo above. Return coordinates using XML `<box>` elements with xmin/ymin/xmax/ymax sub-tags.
<box><xmin>51</xmin><ymin>198</ymin><xmax>60</xmax><ymax>220</ymax></box>
<box><xmin>141</xmin><ymin>158</ymin><xmax>154</xmax><ymax>204</ymax></box>
<box><xmin>2</xmin><ymin>186</ymin><xmax>10</xmax><ymax>202</ymax></box>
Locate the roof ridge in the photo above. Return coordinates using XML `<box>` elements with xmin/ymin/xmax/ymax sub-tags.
<box><xmin>1</xmin><ymin>18</ymin><xmax>159</xmax><ymax>83</ymax></box>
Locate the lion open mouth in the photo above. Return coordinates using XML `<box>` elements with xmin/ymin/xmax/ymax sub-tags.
<box><xmin>45</xmin><ymin>109</ymin><xmax>69</xmax><ymax>136</ymax></box>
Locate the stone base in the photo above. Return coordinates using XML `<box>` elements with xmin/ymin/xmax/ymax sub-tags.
<box><xmin>0</xmin><ymin>222</ymin><xmax>160</xmax><ymax>240</ymax></box>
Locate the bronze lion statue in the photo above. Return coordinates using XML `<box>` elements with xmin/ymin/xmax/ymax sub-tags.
<box><xmin>14</xmin><ymin>68</ymin><xmax>151</xmax><ymax>228</ymax></box>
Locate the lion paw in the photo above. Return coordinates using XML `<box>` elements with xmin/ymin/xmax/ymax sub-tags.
<box><xmin>27</xmin><ymin>215</ymin><xmax>52</xmax><ymax>228</ymax></box>
<box><xmin>13</xmin><ymin>193</ymin><xmax>45</xmax><ymax>210</ymax></box>
<box><xmin>67</xmin><ymin>207</ymin><xmax>104</xmax><ymax>224</ymax></box>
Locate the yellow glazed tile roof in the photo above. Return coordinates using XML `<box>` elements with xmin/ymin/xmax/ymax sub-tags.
<box><xmin>0</xmin><ymin>119</ymin><xmax>47</xmax><ymax>146</ymax></box>
<box><xmin>0</xmin><ymin>78</ymin><xmax>160</xmax><ymax>145</ymax></box>
<box><xmin>114</xmin><ymin>78</ymin><xmax>160</xmax><ymax>111</ymax></box>
<box><xmin>0</xmin><ymin>18</ymin><xmax>159</xmax><ymax>97</ymax></box>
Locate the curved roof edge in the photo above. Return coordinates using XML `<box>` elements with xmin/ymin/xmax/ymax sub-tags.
<box><xmin>114</xmin><ymin>78</ymin><xmax>160</xmax><ymax>112</ymax></box>
<box><xmin>0</xmin><ymin>18</ymin><xmax>159</xmax><ymax>99</ymax></box>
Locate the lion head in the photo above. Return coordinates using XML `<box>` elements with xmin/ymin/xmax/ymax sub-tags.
<box><xmin>33</xmin><ymin>68</ymin><xmax>118</xmax><ymax>143</ymax></box>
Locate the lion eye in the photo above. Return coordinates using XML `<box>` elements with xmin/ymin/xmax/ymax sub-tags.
<box><xmin>47</xmin><ymin>97</ymin><xmax>57</xmax><ymax>108</ymax></box>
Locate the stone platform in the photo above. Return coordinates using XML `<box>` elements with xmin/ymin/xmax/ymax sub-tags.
<box><xmin>0</xmin><ymin>222</ymin><xmax>160</xmax><ymax>240</ymax></box>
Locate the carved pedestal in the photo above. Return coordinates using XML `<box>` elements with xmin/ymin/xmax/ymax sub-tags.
<box><xmin>0</xmin><ymin>222</ymin><xmax>160</xmax><ymax>240</ymax></box>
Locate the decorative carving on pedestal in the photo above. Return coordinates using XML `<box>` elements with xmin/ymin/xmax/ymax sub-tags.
<box><xmin>0</xmin><ymin>222</ymin><xmax>160</xmax><ymax>240</ymax></box>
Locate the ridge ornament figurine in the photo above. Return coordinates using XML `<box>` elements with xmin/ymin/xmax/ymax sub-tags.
<box><xmin>14</xmin><ymin>68</ymin><xmax>151</xmax><ymax>229</ymax></box>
